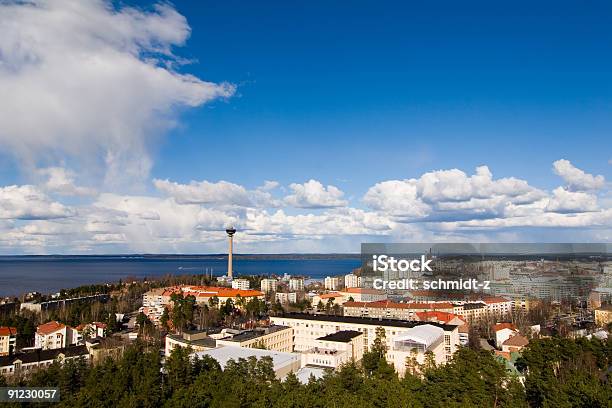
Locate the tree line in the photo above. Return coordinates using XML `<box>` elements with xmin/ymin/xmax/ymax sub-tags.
<box><xmin>1</xmin><ymin>335</ymin><xmax>609</xmax><ymax>407</ymax></box>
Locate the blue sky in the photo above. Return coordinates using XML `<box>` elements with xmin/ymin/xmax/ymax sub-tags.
<box><xmin>147</xmin><ymin>0</ymin><xmax>612</xmax><ymax>193</ymax></box>
<box><xmin>0</xmin><ymin>0</ymin><xmax>610</xmax><ymax>253</ymax></box>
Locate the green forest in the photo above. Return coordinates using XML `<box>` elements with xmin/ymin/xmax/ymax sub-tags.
<box><xmin>1</xmin><ymin>336</ymin><xmax>610</xmax><ymax>408</ymax></box>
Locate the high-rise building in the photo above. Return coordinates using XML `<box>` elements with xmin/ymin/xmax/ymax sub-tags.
<box><xmin>289</xmin><ymin>278</ymin><xmax>304</xmax><ymax>291</ymax></box>
<box><xmin>344</xmin><ymin>274</ymin><xmax>362</xmax><ymax>288</ymax></box>
<box><xmin>231</xmin><ymin>279</ymin><xmax>250</xmax><ymax>290</ymax></box>
<box><xmin>260</xmin><ymin>278</ymin><xmax>278</xmax><ymax>293</ymax></box>
<box><xmin>325</xmin><ymin>276</ymin><xmax>339</xmax><ymax>291</ymax></box>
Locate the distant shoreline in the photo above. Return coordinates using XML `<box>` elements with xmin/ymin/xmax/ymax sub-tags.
<box><xmin>0</xmin><ymin>253</ymin><xmax>362</xmax><ymax>260</ymax></box>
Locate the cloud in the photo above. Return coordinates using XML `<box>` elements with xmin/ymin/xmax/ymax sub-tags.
<box><xmin>363</xmin><ymin>165</ymin><xmax>546</xmax><ymax>221</ymax></box>
<box><xmin>0</xmin><ymin>185</ymin><xmax>75</xmax><ymax>220</ymax></box>
<box><xmin>154</xmin><ymin>179</ymin><xmax>252</xmax><ymax>206</ymax></box>
<box><xmin>545</xmin><ymin>187</ymin><xmax>598</xmax><ymax>213</ymax></box>
<box><xmin>553</xmin><ymin>159</ymin><xmax>605</xmax><ymax>191</ymax></box>
<box><xmin>38</xmin><ymin>167</ymin><xmax>97</xmax><ymax>196</ymax></box>
<box><xmin>0</xmin><ymin>0</ymin><xmax>234</xmax><ymax>187</ymax></box>
<box><xmin>0</xmin><ymin>159</ymin><xmax>610</xmax><ymax>253</ymax></box>
<box><xmin>284</xmin><ymin>180</ymin><xmax>348</xmax><ymax>208</ymax></box>
<box><xmin>153</xmin><ymin>178</ymin><xmax>281</xmax><ymax>207</ymax></box>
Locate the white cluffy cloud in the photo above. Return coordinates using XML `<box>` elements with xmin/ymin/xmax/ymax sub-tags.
<box><xmin>153</xmin><ymin>179</ymin><xmax>281</xmax><ymax>208</ymax></box>
<box><xmin>0</xmin><ymin>0</ymin><xmax>234</xmax><ymax>187</ymax></box>
<box><xmin>0</xmin><ymin>185</ymin><xmax>74</xmax><ymax>220</ymax></box>
<box><xmin>284</xmin><ymin>180</ymin><xmax>348</xmax><ymax>208</ymax></box>
<box><xmin>363</xmin><ymin>165</ymin><xmax>545</xmax><ymax>221</ymax></box>
<box><xmin>0</xmin><ymin>160</ymin><xmax>610</xmax><ymax>253</ymax></box>
<box><xmin>553</xmin><ymin>159</ymin><xmax>605</xmax><ymax>191</ymax></box>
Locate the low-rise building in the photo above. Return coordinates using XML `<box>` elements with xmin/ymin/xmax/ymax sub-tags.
<box><xmin>0</xmin><ymin>327</ymin><xmax>17</xmax><ymax>356</ymax></box>
<box><xmin>0</xmin><ymin>345</ymin><xmax>89</xmax><ymax>376</ymax></box>
<box><xmin>312</xmin><ymin>292</ymin><xmax>345</xmax><ymax>308</ymax></box>
<box><xmin>343</xmin><ymin>300</ymin><xmax>454</xmax><ymax>320</ymax></box>
<box><xmin>493</xmin><ymin>323</ymin><xmax>518</xmax><ymax>348</ymax></box>
<box><xmin>165</xmin><ymin>330</ymin><xmax>217</xmax><ymax>357</ymax></box>
<box><xmin>301</xmin><ymin>330</ymin><xmax>364</xmax><ymax>369</ymax></box>
<box><xmin>76</xmin><ymin>322</ymin><xmax>107</xmax><ymax>340</ymax></box>
<box><xmin>214</xmin><ymin>325</ymin><xmax>293</xmax><ymax>352</ymax></box>
<box><xmin>35</xmin><ymin>321</ymin><xmax>79</xmax><ymax>350</ymax></box>
<box><xmin>501</xmin><ymin>334</ymin><xmax>529</xmax><ymax>353</ymax></box>
<box><xmin>270</xmin><ymin>313</ymin><xmax>460</xmax><ymax>364</ymax></box>
<box><xmin>339</xmin><ymin>288</ymin><xmax>387</xmax><ymax>302</ymax></box>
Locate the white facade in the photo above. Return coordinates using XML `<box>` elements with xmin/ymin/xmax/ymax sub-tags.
<box><xmin>289</xmin><ymin>278</ymin><xmax>305</xmax><ymax>291</ymax></box>
<box><xmin>0</xmin><ymin>328</ymin><xmax>17</xmax><ymax>356</ymax></box>
<box><xmin>231</xmin><ymin>279</ymin><xmax>251</xmax><ymax>290</ymax></box>
<box><xmin>270</xmin><ymin>315</ymin><xmax>460</xmax><ymax>361</ymax></box>
<box><xmin>275</xmin><ymin>292</ymin><xmax>298</xmax><ymax>304</ymax></box>
<box><xmin>35</xmin><ymin>322</ymin><xmax>79</xmax><ymax>350</ymax></box>
<box><xmin>344</xmin><ymin>274</ymin><xmax>362</xmax><ymax>288</ymax></box>
<box><xmin>324</xmin><ymin>277</ymin><xmax>340</xmax><ymax>291</ymax></box>
<box><xmin>494</xmin><ymin>326</ymin><xmax>518</xmax><ymax>348</ymax></box>
<box><xmin>260</xmin><ymin>279</ymin><xmax>278</xmax><ymax>293</ymax></box>
<box><xmin>388</xmin><ymin>325</ymin><xmax>450</xmax><ymax>376</ymax></box>
<box><xmin>301</xmin><ymin>331</ymin><xmax>364</xmax><ymax>369</ymax></box>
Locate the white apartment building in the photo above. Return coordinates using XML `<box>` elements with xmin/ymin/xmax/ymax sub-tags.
<box><xmin>231</xmin><ymin>279</ymin><xmax>251</xmax><ymax>290</ymax></box>
<box><xmin>344</xmin><ymin>274</ymin><xmax>362</xmax><ymax>288</ymax></box>
<box><xmin>324</xmin><ymin>277</ymin><xmax>340</xmax><ymax>291</ymax></box>
<box><xmin>301</xmin><ymin>330</ymin><xmax>364</xmax><ymax>369</ymax></box>
<box><xmin>0</xmin><ymin>327</ymin><xmax>17</xmax><ymax>356</ymax></box>
<box><xmin>289</xmin><ymin>278</ymin><xmax>305</xmax><ymax>292</ymax></box>
<box><xmin>275</xmin><ymin>292</ymin><xmax>298</xmax><ymax>304</ymax></box>
<box><xmin>260</xmin><ymin>278</ymin><xmax>278</xmax><ymax>293</ymax></box>
<box><xmin>270</xmin><ymin>313</ymin><xmax>460</xmax><ymax>368</ymax></box>
<box><xmin>270</xmin><ymin>313</ymin><xmax>460</xmax><ymax>374</ymax></box>
<box><xmin>35</xmin><ymin>321</ymin><xmax>79</xmax><ymax>350</ymax></box>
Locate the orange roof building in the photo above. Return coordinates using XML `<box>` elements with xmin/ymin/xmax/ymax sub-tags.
<box><xmin>0</xmin><ymin>327</ymin><xmax>17</xmax><ymax>337</ymax></box>
<box><xmin>36</xmin><ymin>321</ymin><xmax>66</xmax><ymax>335</ymax></box>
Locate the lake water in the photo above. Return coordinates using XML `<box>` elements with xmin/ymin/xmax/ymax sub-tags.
<box><xmin>0</xmin><ymin>256</ymin><xmax>361</xmax><ymax>297</ymax></box>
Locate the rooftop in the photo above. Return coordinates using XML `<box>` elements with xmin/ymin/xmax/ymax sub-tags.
<box><xmin>341</xmin><ymin>288</ymin><xmax>385</xmax><ymax>295</ymax></box>
<box><xmin>37</xmin><ymin>321</ymin><xmax>66</xmax><ymax>335</ymax></box>
<box><xmin>502</xmin><ymin>335</ymin><xmax>529</xmax><ymax>347</ymax></box>
<box><xmin>317</xmin><ymin>330</ymin><xmax>362</xmax><ymax>343</ymax></box>
<box><xmin>274</xmin><ymin>313</ymin><xmax>458</xmax><ymax>331</ymax></box>
<box><xmin>0</xmin><ymin>327</ymin><xmax>17</xmax><ymax>336</ymax></box>
<box><xmin>0</xmin><ymin>345</ymin><xmax>88</xmax><ymax>366</ymax></box>
<box><xmin>220</xmin><ymin>325</ymin><xmax>290</xmax><ymax>343</ymax></box>
<box><xmin>393</xmin><ymin>324</ymin><xmax>444</xmax><ymax>348</ymax></box>
<box><xmin>493</xmin><ymin>323</ymin><xmax>517</xmax><ymax>332</ymax></box>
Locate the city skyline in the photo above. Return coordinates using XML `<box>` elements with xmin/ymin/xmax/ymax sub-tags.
<box><xmin>0</xmin><ymin>0</ymin><xmax>610</xmax><ymax>254</ymax></box>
